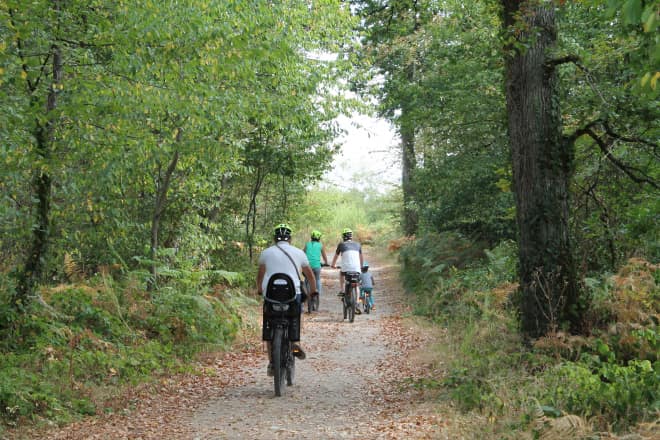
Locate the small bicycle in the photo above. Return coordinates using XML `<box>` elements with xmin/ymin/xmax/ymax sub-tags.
<box><xmin>361</xmin><ymin>289</ymin><xmax>371</xmax><ymax>314</ymax></box>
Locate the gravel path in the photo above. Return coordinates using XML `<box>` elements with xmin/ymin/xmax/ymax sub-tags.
<box><xmin>188</xmin><ymin>256</ymin><xmax>449</xmax><ymax>439</ymax></box>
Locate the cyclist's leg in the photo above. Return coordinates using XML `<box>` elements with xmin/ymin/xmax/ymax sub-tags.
<box><xmin>312</xmin><ymin>267</ymin><xmax>321</xmax><ymax>294</ymax></box>
<box><xmin>366</xmin><ymin>288</ymin><xmax>374</xmax><ymax>307</ymax></box>
<box><xmin>292</xmin><ymin>294</ymin><xmax>306</xmax><ymax>359</ymax></box>
<box><xmin>303</xmin><ymin>275</ymin><xmax>310</xmax><ymax>296</ymax></box>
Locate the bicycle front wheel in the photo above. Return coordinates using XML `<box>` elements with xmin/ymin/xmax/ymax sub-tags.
<box><xmin>272</xmin><ymin>327</ymin><xmax>285</xmax><ymax>396</ymax></box>
<box><xmin>286</xmin><ymin>345</ymin><xmax>296</xmax><ymax>386</ymax></box>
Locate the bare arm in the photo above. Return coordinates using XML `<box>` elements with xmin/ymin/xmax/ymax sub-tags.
<box><xmin>256</xmin><ymin>264</ymin><xmax>266</xmax><ymax>295</ymax></box>
<box><xmin>330</xmin><ymin>252</ymin><xmax>339</xmax><ymax>268</ymax></box>
<box><xmin>302</xmin><ymin>265</ymin><xmax>317</xmax><ymax>292</ymax></box>
<box><xmin>321</xmin><ymin>245</ymin><xmax>328</xmax><ymax>265</ymax></box>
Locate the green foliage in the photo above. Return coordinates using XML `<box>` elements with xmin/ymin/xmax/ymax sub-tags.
<box><xmin>399</xmin><ymin>231</ymin><xmax>658</xmax><ymax>433</ymax></box>
<box><xmin>0</xmin><ymin>0</ymin><xmax>358</xmax><ymax>299</ymax></box>
<box><xmin>532</xmin><ymin>261</ymin><xmax>659</xmax><ymax>430</ymax></box>
<box><xmin>147</xmin><ymin>290</ymin><xmax>239</xmax><ymax>348</ymax></box>
<box><xmin>400</xmin><ymin>233</ymin><xmax>517</xmax><ymax>318</ymax></box>
<box><xmin>543</xmin><ymin>355</ymin><xmax>658</xmax><ymax>430</ymax></box>
<box><xmin>0</xmin><ymin>270</ymin><xmax>244</xmax><ymax>426</ymax></box>
<box><xmin>292</xmin><ymin>187</ymin><xmax>401</xmax><ymax>248</ymax></box>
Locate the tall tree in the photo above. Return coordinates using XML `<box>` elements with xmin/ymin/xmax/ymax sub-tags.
<box><xmin>4</xmin><ymin>0</ymin><xmax>99</xmax><ymax>308</ymax></box>
<box><xmin>501</xmin><ymin>0</ymin><xmax>580</xmax><ymax>337</ymax></box>
<box><xmin>352</xmin><ymin>0</ymin><xmax>441</xmax><ymax>236</ymax></box>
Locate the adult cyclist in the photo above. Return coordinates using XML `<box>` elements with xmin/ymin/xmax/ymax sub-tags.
<box><xmin>330</xmin><ymin>228</ymin><xmax>363</xmax><ymax>298</ymax></box>
<box><xmin>302</xmin><ymin>230</ymin><xmax>328</xmax><ymax>308</ymax></box>
<box><xmin>257</xmin><ymin>223</ymin><xmax>317</xmax><ymax>375</ymax></box>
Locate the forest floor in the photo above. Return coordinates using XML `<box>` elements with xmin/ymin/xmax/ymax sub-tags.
<box><xmin>6</xmin><ymin>250</ymin><xmax>460</xmax><ymax>440</ymax></box>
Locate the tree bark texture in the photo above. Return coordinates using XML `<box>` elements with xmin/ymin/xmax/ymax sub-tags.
<box><xmin>502</xmin><ymin>0</ymin><xmax>580</xmax><ymax>337</ymax></box>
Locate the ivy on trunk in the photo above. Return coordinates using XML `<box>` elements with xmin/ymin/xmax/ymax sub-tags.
<box><xmin>501</xmin><ymin>0</ymin><xmax>581</xmax><ymax>337</ymax></box>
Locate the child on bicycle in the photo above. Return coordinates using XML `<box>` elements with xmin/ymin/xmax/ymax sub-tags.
<box><xmin>360</xmin><ymin>262</ymin><xmax>375</xmax><ymax>311</ymax></box>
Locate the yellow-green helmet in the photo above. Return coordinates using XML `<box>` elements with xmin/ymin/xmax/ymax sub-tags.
<box><xmin>311</xmin><ymin>230</ymin><xmax>322</xmax><ymax>240</ymax></box>
<box><xmin>274</xmin><ymin>223</ymin><xmax>292</xmax><ymax>241</ymax></box>
<box><xmin>341</xmin><ymin>228</ymin><xmax>353</xmax><ymax>241</ymax></box>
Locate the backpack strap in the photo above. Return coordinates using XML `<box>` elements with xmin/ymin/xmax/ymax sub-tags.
<box><xmin>275</xmin><ymin>244</ymin><xmax>302</xmax><ymax>283</ymax></box>
<box><xmin>275</xmin><ymin>244</ymin><xmax>309</xmax><ymax>301</ymax></box>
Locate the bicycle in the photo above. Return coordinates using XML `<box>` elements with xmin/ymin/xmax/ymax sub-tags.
<box><xmin>305</xmin><ymin>263</ymin><xmax>328</xmax><ymax>313</ymax></box>
<box><xmin>341</xmin><ymin>271</ymin><xmax>361</xmax><ymax>323</ymax></box>
<box><xmin>263</xmin><ymin>274</ymin><xmax>299</xmax><ymax>396</ymax></box>
<box><xmin>361</xmin><ymin>289</ymin><xmax>371</xmax><ymax>314</ymax></box>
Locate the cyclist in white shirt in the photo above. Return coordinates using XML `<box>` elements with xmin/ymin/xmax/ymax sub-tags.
<box><xmin>330</xmin><ymin>228</ymin><xmax>363</xmax><ymax>295</ymax></box>
<box><xmin>257</xmin><ymin>223</ymin><xmax>317</xmax><ymax>376</ymax></box>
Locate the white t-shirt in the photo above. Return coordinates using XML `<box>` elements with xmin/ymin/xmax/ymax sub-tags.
<box><xmin>334</xmin><ymin>240</ymin><xmax>362</xmax><ymax>273</ymax></box>
<box><xmin>258</xmin><ymin>241</ymin><xmax>310</xmax><ymax>296</ymax></box>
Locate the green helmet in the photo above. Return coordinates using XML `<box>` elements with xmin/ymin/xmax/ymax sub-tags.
<box><xmin>311</xmin><ymin>230</ymin><xmax>322</xmax><ymax>240</ymax></box>
<box><xmin>274</xmin><ymin>223</ymin><xmax>292</xmax><ymax>241</ymax></box>
<box><xmin>341</xmin><ymin>228</ymin><xmax>353</xmax><ymax>241</ymax></box>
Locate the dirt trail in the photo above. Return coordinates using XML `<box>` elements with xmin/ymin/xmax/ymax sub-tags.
<box><xmin>8</xmin><ymin>251</ymin><xmax>450</xmax><ymax>440</ymax></box>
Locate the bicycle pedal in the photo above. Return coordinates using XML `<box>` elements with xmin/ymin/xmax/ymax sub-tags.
<box><xmin>292</xmin><ymin>345</ymin><xmax>306</xmax><ymax>360</ymax></box>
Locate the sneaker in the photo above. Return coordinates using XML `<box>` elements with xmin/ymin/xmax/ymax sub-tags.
<box><xmin>292</xmin><ymin>343</ymin><xmax>306</xmax><ymax>360</ymax></box>
<box><xmin>267</xmin><ymin>363</ymin><xmax>274</xmax><ymax>377</ymax></box>
<box><xmin>355</xmin><ymin>308</ymin><xmax>362</xmax><ymax>315</ymax></box>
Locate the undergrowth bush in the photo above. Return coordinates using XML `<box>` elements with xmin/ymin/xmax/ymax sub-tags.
<box><xmin>0</xmin><ymin>268</ymin><xmax>246</xmax><ymax>428</ymax></box>
<box><xmin>536</xmin><ymin>259</ymin><xmax>660</xmax><ymax>430</ymax></box>
<box><xmin>399</xmin><ymin>235</ymin><xmax>658</xmax><ymax>436</ymax></box>
<box><xmin>542</xmin><ymin>354</ymin><xmax>658</xmax><ymax>431</ymax></box>
<box><xmin>401</xmin><ymin>234</ymin><xmax>517</xmax><ymax>320</ymax></box>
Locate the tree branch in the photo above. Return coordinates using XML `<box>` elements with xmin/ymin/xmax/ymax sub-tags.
<box><xmin>544</xmin><ymin>54</ymin><xmax>580</xmax><ymax>68</ymax></box>
<box><xmin>580</xmin><ymin>127</ymin><xmax>659</xmax><ymax>189</ymax></box>
<box><xmin>55</xmin><ymin>37</ymin><xmax>114</xmax><ymax>48</ymax></box>
<box><xmin>602</xmin><ymin>121</ymin><xmax>659</xmax><ymax>151</ymax></box>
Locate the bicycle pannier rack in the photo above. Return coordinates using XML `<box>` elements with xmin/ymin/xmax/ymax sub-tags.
<box><xmin>345</xmin><ymin>271</ymin><xmax>361</xmax><ymax>283</ymax></box>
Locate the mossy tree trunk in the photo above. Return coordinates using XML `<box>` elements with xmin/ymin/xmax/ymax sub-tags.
<box><xmin>401</xmin><ymin>121</ymin><xmax>418</xmax><ymax>237</ymax></box>
<box><xmin>14</xmin><ymin>2</ymin><xmax>63</xmax><ymax>309</ymax></box>
<box><xmin>501</xmin><ymin>0</ymin><xmax>581</xmax><ymax>337</ymax></box>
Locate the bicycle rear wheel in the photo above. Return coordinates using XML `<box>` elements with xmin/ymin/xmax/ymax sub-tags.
<box><xmin>348</xmin><ymin>287</ymin><xmax>356</xmax><ymax>323</ymax></box>
<box><xmin>272</xmin><ymin>327</ymin><xmax>286</xmax><ymax>396</ymax></box>
<box><xmin>364</xmin><ymin>293</ymin><xmax>371</xmax><ymax>314</ymax></box>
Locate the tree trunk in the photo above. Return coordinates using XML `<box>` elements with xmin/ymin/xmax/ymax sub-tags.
<box><xmin>501</xmin><ymin>0</ymin><xmax>580</xmax><ymax>337</ymax></box>
<box><xmin>149</xmin><ymin>146</ymin><xmax>180</xmax><ymax>290</ymax></box>
<box><xmin>401</xmin><ymin>122</ymin><xmax>418</xmax><ymax>236</ymax></box>
<box><xmin>14</xmin><ymin>5</ymin><xmax>62</xmax><ymax>308</ymax></box>
<box><xmin>246</xmin><ymin>168</ymin><xmax>265</xmax><ymax>263</ymax></box>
